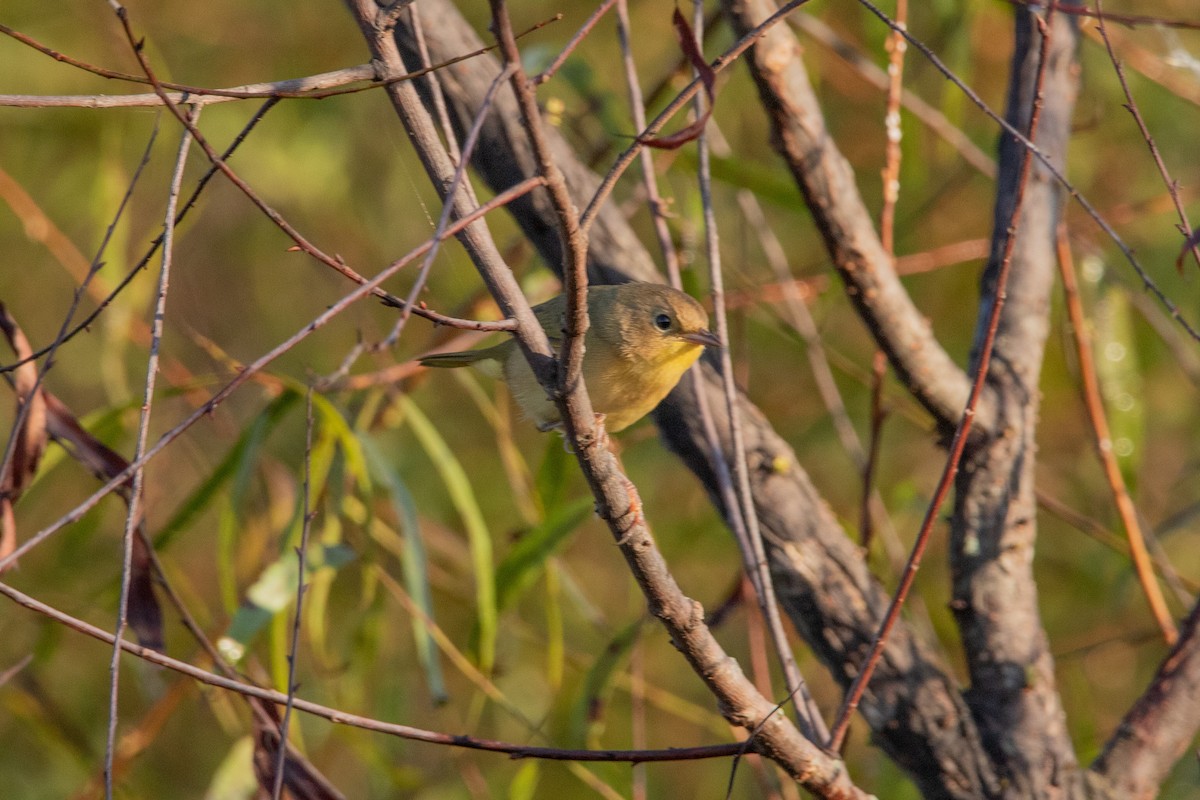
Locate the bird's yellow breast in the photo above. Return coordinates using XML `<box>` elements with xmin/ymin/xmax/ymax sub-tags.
<box><xmin>502</xmin><ymin>335</ymin><xmax>704</xmax><ymax>432</ymax></box>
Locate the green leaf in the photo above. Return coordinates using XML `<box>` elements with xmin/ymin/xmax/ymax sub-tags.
<box><xmin>568</xmin><ymin>620</ymin><xmax>643</xmax><ymax>747</ymax></box>
<box><xmin>534</xmin><ymin>437</ymin><xmax>571</xmax><ymax>514</ymax></box>
<box><xmin>203</xmin><ymin>736</ymin><xmax>258</xmax><ymax>800</ymax></box>
<box><xmin>362</xmin><ymin>434</ymin><xmax>447</xmax><ymax>703</ymax></box>
<box><xmin>495</xmin><ymin>497</ymin><xmax>592</xmax><ymax>612</ymax></box>
<box><xmin>507</xmin><ymin>761</ymin><xmax>540</xmax><ymax>800</ymax></box>
<box><xmin>398</xmin><ymin>396</ymin><xmax>497</xmax><ymax>674</ymax></box>
<box><xmin>217</xmin><ymin>542</ymin><xmax>357</xmax><ymax>664</ymax></box>
<box><xmin>157</xmin><ymin>391</ymin><xmax>298</xmax><ymax>549</ymax></box>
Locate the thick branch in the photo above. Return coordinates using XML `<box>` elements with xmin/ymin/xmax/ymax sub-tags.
<box><xmin>346</xmin><ymin>3</ymin><xmax>868</xmax><ymax>796</ymax></box>
<box><xmin>390</xmin><ymin>3</ymin><xmax>998</xmax><ymax>797</ymax></box>
<box><xmin>1091</xmin><ymin>598</ymin><xmax>1200</xmax><ymax>798</ymax></box>
<box><xmin>948</xmin><ymin>10</ymin><xmax>1082</xmax><ymax>797</ymax></box>
<box><xmin>723</xmin><ymin>0</ymin><xmax>985</xmax><ymax>437</ymax></box>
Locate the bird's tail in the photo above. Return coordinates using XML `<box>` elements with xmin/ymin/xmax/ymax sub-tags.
<box><xmin>418</xmin><ymin>350</ymin><xmax>484</xmax><ymax>369</ymax></box>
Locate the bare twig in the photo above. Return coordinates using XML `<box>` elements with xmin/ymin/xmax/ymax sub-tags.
<box><xmin>859</xmin><ymin>352</ymin><xmax>887</xmax><ymax>549</ymax></box>
<box><xmin>1055</xmin><ymin>225</ymin><xmax>1178</xmax><ymax>643</ymax></box>
<box><xmin>0</xmin><ymin>19</ymin><xmax>558</xmax><ymax>108</ymax></box>
<box><xmin>1093</xmin><ymin>0</ymin><xmax>1200</xmax><ymax>274</ymax></box>
<box><xmin>0</xmin><ymin>178</ymin><xmax>546</xmax><ymax>574</ymax></box>
<box><xmin>581</xmin><ymin>0</ymin><xmax>815</xmax><ymax>237</ymax></box>
<box><xmin>789</xmin><ymin>13</ymin><xmax>995</xmax><ymax>178</ymax></box>
<box><xmin>689</xmin><ymin>1</ymin><xmax>824</xmax><ymax>742</ymax></box>
<box><xmin>853</xmin><ymin>0</ymin><xmax>1200</xmax><ymax>342</ymax></box>
<box><xmin>0</xmin><ymin>578</ymin><xmax>750</xmax><ymax>764</ymax></box>
<box><xmin>271</xmin><ymin>388</ymin><xmax>316</xmax><ymax>799</ymax></box>
<box><xmin>532</xmin><ymin>1</ymin><xmax>614</xmax><ymax>86</ymax></box>
<box><xmin>105</xmin><ymin>105</ymin><xmax>195</xmax><ymax>799</ymax></box>
<box><xmin>827</xmin><ymin>6</ymin><xmax>1057</xmax><ymax>755</ymax></box>
<box><xmin>879</xmin><ymin>0</ymin><xmax>908</xmax><ymax>254</ymax></box>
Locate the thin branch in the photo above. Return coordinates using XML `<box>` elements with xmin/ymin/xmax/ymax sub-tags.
<box><xmin>0</xmin><ymin>19</ymin><xmax>558</xmax><ymax>108</ymax></box>
<box><xmin>271</xmin><ymin>388</ymin><xmax>316</xmax><ymax>799</ymax></box>
<box><xmin>879</xmin><ymin>0</ymin><xmax>908</xmax><ymax>254</ymax></box>
<box><xmin>489</xmin><ymin>0</ymin><xmax>597</xmax><ymax>450</ymax></box>
<box><xmin>853</xmin><ymin>0</ymin><xmax>1200</xmax><ymax>343</ymax></box>
<box><xmin>827</xmin><ymin>6</ymin><xmax>1058</xmax><ymax>755</ymax></box>
<box><xmin>0</xmin><ymin>578</ymin><xmax>751</xmax><ymax>764</ymax></box>
<box><xmin>0</xmin><ymin>177</ymin><xmax>546</xmax><ymax>574</ymax></box>
<box><xmin>381</xmin><ymin>60</ymin><xmax>517</xmax><ymax>348</ymax></box>
<box><xmin>581</xmin><ymin>0</ymin><xmax>815</xmax><ymax>237</ymax></box>
<box><xmin>105</xmin><ymin>106</ymin><xmax>195</xmax><ymax>799</ymax></box>
<box><xmin>0</xmin><ymin>99</ymin><xmax>279</xmax><ymax>375</ymax></box>
<box><xmin>1055</xmin><ymin>225</ymin><xmax>1178</xmax><ymax>643</ymax></box>
<box><xmin>689</xmin><ymin>1</ymin><xmax>824</xmax><ymax>743</ymax></box>
<box><xmin>790</xmin><ymin>13</ymin><xmax>995</xmax><ymax>178</ymax></box>
<box><xmin>724</xmin><ymin>0</ymin><xmax>984</xmax><ymax>437</ymax></box>
<box><xmin>1093</xmin><ymin>0</ymin><xmax>1200</xmax><ymax>274</ymax></box>
<box><xmin>532</xmin><ymin>0</ymin><xmax>616</xmax><ymax>86</ymax></box>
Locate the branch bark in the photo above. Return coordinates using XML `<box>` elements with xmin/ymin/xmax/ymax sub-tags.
<box><xmin>948</xmin><ymin>9</ymin><xmax>1083</xmax><ymax>797</ymax></box>
<box><xmin>346</xmin><ymin>3</ymin><xmax>870</xmax><ymax>796</ymax></box>
<box><xmin>389</xmin><ymin>2</ymin><xmax>996</xmax><ymax>797</ymax></box>
<box><xmin>1091</xmin><ymin>598</ymin><xmax>1200</xmax><ymax>798</ymax></box>
<box><xmin>723</xmin><ymin>0</ymin><xmax>986</xmax><ymax>438</ymax></box>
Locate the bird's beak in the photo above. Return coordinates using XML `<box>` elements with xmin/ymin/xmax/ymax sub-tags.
<box><xmin>681</xmin><ymin>329</ymin><xmax>722</xmax><ymax>348</ymax></box>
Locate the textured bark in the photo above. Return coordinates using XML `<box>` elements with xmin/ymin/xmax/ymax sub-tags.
<box><xmin>1091</xmin><ymin>599</ymin><xmax>1200</xmax><ymax>798</ymax></box>
<box><xmin>948</xmin><ymin>11</ymin><xmax>1083</xmax><ymax>798</ymax></box>
<box><xmin>723</xmin><ymin>0</ymin><xmax>986</xmax><ymax>438</ymax></box>
<box><xmin>389</xmin><ymin>2</ymin><xmax>997</xmax><ymax>796</ymax></box>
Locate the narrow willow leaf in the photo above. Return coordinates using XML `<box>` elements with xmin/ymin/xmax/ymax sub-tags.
<box><xmin>158</xmin><ymin>392</ymin><xmax>298</xmax><ymax>549</ymax></box>
<box><xmin>495</xmin><ymin>497</ymin><xmax>592</xmax><ymax>612</ymax></box>
<box><xmin>218</xmin><ymin>542</ymin><xmax>356</xmax><ymax>663</ymax></box>
<box><xmin>398</xmin><ymin>396</ymin><xmax>497</xmax><ymax>674</ymax></box>
<box><xmin>568</xmin><ymin>620</ymin><xmax>643</xmax><ymax>747</ymax></box>
<box><xmin>507</xmin><ymin>761</ymin><xmax>540</xmax><ymax>800</ymax></box>
<box><xmin>362</xmin><ymin>435</ymin><xmax>447</xmax><ymax>703</ymax></box>
<box><xmin>203</xmin><ymin>735</ymin><xmax>258</xmax><ymax>800</ymax></box>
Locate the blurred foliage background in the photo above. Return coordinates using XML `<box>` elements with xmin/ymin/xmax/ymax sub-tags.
<box><xmin>1</xmin><ymin>1</ymin><xmax>1199</xmax><ymax>797</ymax></box>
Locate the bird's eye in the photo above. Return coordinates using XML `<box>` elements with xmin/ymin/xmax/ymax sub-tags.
<box><xmin>653</xmin><ymin>313</ymin><xmax>672</xmax><ymax>331</ymax></box>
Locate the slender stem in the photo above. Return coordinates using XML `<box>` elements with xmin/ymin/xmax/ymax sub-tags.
<box><xmin>828</xmin><ymin>6</ymin><xmax>1058</xmax><ymax>754</ymax></box>
<box><xmin>1054</xmin><ymin>225</ymin><xmax>1177</xmax><ymax>644</ymax></box>
<box><xmin>272</xmin><ymin>388</ymin><xmax>316</xmax><ymax>798</ymax></box>
<box><xmin>105</xmin><ymin>107</ymin><xmax>195</xmax><ymax>799</ymax></box>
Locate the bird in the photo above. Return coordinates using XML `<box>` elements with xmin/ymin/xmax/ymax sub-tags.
<box><xmin>419</xmin><ymin>283</ymin><xmax>719</xmax><ymax>432</ymax></box>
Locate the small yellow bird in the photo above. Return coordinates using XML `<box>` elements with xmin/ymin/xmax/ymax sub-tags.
<box><xmin>419</xmin><ymin>283</ymin><xmax>719</xmax><ymax>432</ymax></box>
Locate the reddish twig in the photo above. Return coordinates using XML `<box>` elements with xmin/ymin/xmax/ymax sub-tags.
<box><xmin>533</xmin><ymin>1</ymin><xmax>614</xmax><ymax>86</ymax></box>
<box><xmin>112</xmin><ymin>8</ymin><xmax>515</xmax><ymax>338</ymax></box>
<box><xmin>1055</xmin><ymin>225</ymin><xmax>1178</xmax><ymax>644</ymax></box>
<box><xmin>827</xmin><ymin>7</ymin><xmax>1058</xmax><ymax>754</ymax></box>
<box><xmin>1013</xmin><ymin>0</ymin><xmax>1200</xmax><ymax>31</ymax></box>
<box><xmin>581</xmin><ymin>0</ymin><xmax>815</xmax><ymax>236</ymax></box>
<box><xmin>853</xmin><ymin>0</ymin><xmax>1200</xmax><ymax>343</ymax></box>
<box><xmin>0</xmin><ymin>100</ymin><xmax>279</xmax><ymax>375</ymax></box>
<box><xmin>790</xmin><ymin>13</ymin><xmax>995</xmax><ymax>178</ymax></box>
<box><xmin>614</xmin><ymin>0</ymin><xmax>683</xmax><ymax>288</ymax></box>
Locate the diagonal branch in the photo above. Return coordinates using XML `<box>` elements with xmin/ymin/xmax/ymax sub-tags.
<box><xmin>723</xmin><ymin>0</ymin><xmax>984</xmax><ymax>438</ymax></box>
<box><xmin>1090</xmin><ymin>597</ymin><xmax>1200</xmax><ymax>797</ymax></box>
<box><xmin>390</xmin><ymin>2</ymin><xmax>997</xmax><ymax>796</ymax></box>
